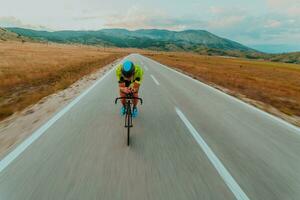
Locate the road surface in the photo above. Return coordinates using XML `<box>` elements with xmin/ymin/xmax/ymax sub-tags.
<box><xmin>0</xmin><ymin>54</ymin><xmax>299</xmax><ymax>200</ymax></box>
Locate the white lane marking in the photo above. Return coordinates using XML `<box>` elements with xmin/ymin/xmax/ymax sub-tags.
<box><xmin>0</xmin><ymin>64</ymin><xmax>118</xmax><ymax>173</ymax></box>
<box><xmin>150</xmin><ymin>74</ymin><xmax>160</xmax><ymax>85</ymax></box>
<box><xmin>175</xmin><ymin>107</ymin><xmax>250</xmax><ymax>200</ymax></box>
<box><xmin>141</xmin><ymin>55</ymin><xmax>300</xmax><ymax>133</ymax></box>
<box><xmin>144</xmin><ymin>65</ymin><xmax>149</xmax><ymax>71</ymax></box>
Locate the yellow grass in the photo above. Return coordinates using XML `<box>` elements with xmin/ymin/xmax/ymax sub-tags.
<box><xmin>0</xmin><ymin>42</ymin><xmax>128</xmax><ymax>120</ymax></box>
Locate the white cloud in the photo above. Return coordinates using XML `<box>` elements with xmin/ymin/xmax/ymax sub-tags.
<box><xmin>102</xmin><ymin>5</ymin><xmax>247</xmax><ymax>31</ymax></box>
<box><xmin>0</xmin><ymin>16</ymin><xmax>48</xmax><ymax>30</ymax></box>
<box><xmin>208</xmin><ymin>16</ymin><xmax>245</xmax><ymax>29</ymax></box>
<box><xmin>287</xmin><ymin>6</ymin><xmax>300</xmax><ymax>17</ymax></box>
<box><xmin>103</xmin><ymin>6</ymin><xmax>161</xmax><ymax>29</ymax></box>
<box><xmin>264</xmin><ymin>19</ymin><xmax>281</xmax><ymax>28</ymax></box>
<box><xmin>209</xmin><ymin>6</ymin><xmax>225</xmax><ymax>15</ymax></box>
<box><xmin>266</xmin><ymin>0</ymin><xmax>298</xmax><ymax>8</ymax></box>
<box><xmin>103</xmin><ymin>6</ymin><xmax>202</xmax><ymax>31</ymax></box>
<box><xmin>266</xmin><ymin>0</ymin><xmax>300</xmax><ymax>17</ymax></box>
<box><xmin>0</xmin><ymin>16</ymin><xmax>24</xmax><ymax>27</ymax></box>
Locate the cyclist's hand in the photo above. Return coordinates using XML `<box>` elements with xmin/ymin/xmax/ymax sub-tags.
<box><xmin>129</xmin><ymin>87</ymin><xmax>136</xmax><ymax>93</ymax></box>
<box><xmin>122</xmin><ymin>87</ymin><xmax>131</xmax><ymax>94</ymax></box>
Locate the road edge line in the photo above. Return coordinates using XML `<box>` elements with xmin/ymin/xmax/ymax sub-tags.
<box><xmin>0</xmin><ymin>62</ymin><xmax>119</xmax><ymax>173</ymax></box>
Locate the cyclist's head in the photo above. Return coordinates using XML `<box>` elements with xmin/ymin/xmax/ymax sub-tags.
<box><xmin>121</xmin><ymin>60</ymin><xmax>135</xmax><ymax>78</ymax></box>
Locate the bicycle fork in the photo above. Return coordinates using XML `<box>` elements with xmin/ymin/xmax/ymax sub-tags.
<box><xmin>125</xmin><ymin>101</ymin><xmax>133</xmax><ymax>128</ymax></box>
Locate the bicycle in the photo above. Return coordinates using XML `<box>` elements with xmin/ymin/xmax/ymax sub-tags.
<box><xmin>115</xmin><ymin>93</ymin><xmax>143</xmax><ymax>146</ymax></box>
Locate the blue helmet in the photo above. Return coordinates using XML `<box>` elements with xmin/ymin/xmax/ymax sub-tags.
<box><xmin>121</xmin><ymin>60</ymin><xmax>135</xmax><ymax>77</ymax></box>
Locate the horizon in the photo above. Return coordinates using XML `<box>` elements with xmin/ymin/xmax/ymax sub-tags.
<box><xmin>1</xmin><ymin>0</ymin><xmax>299</xmax><ymax>53</ymax></box>
<box><xmin>4</xmin><ymin>26</ymin><xmax>300</xmax><ymax>53</ymax></box>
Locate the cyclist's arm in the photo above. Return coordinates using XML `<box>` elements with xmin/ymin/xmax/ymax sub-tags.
<box><xmin>130</xmin><ymin>78</ymin><xmax>140</xmax><ymax>93</ymax></box>
<box><xmin>116</xmin><ymin>66</ymin><xmax>130</xmax><ymax>93</ymax></box>
<box><xmin>130</xmin><ymin>66</ymin><xmax>144</xmax><ymax>92</ymax></box>
<box><xmin>119</xmin><ymin>80</ymin><xmax>132</xmax><ymax>94</ymax></box>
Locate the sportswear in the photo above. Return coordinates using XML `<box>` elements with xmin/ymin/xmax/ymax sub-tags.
<box><xmin>116</xmin><ymin>62</ymin><xmax>144</xmax><ymax>87</ymax></box>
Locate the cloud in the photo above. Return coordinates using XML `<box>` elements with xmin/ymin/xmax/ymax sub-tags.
<box><xmin>205</xmin><ymin>6</ymin><xmax>248</xmax><ymax>30</ymax></box>
<box><xmin>103</xmin><ymin>6</ymin><xmax>159</xmax><ymax>29</ymax></box>
<box><xmin>266</xmin><ymin>0</ymin><xmax>298</xmax><ymax>8</ymax></box>
<box><xmin>266</xmin><ymin>0</ymin><xmax>300</xmax><ymax>17</ymax></box>
<box><xmin>264</xmin><ymin>19</ymin><xmax>281</xmax><ymax>28</ymax></box>
<box><xmin>0</xmin><ymin>16</ymin><xmax>49</xmax><ymax>30</ymax></box>
<box><xmin>209</xmin><ymin>6</ymin><xmax>225</xmax><ymax>15</ymax></box>
<box><xmin>1</xmin><ymin>3</ymin><xmax>299</xmax><ymax>47</ymax></box>
<box><xmin>100</xmin><ymin>5</ymin><xmax>299</xmax><ymax>46</ymax></box>
<box><xmin>286</xmin><ymin>6</ymin><xmax>300</xmax><ymax>17</ymax></box>
<box><xmin>224</xmin><ymin>14</ymin><xmax>300</xmax><ymax>45</ymax></box>
<box><xmin>103</xmin><ymin>6</ymin><xmax>205</xmax><ymax>31</ymax></box>
<box><xmin>0</xmin><ymin>16</ymin><xmax>26</xmax><ymax>27</ymax></box>
<box><xmin>73</xmin><ymin>15</ymin><xmax>104</xmax><ymax>21</ymax></box>
<box><xmin>208</xmin><ymin>16</ymin><xmax>245</xmax><ymax>29</ymax></box>
<box><xmin>192</xmin><ymin>5</ymin><xmax>300</xmax><ymax>45</ymax></box>
<box><xmin>102</xmin><ymin>5</ymin><xmax>245</xmax><ymax>31</ymax></box>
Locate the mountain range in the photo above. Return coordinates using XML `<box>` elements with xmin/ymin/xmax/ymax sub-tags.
<box><xmin>6</xmin><ymin>27</ymin><xmax>254</xmax><ymax>52</ymax></box>
<box><xmin>3</xmin><ymin>27</ymin><xmax>300</xmax><ymax>64</ymax></box>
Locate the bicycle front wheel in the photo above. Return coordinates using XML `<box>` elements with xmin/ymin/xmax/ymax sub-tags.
<box><xmin>127</xmin><ymin>111</ymin><xmax>131</xmax><ymax>146</ymax></box>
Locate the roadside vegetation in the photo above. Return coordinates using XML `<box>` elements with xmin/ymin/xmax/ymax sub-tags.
<box><xmin>0</xmin><ymin>42</ymin><xmax>128</xmax><ymax>120</ymax></box>
<box><xmin>143</xmin><ymin>52</ymin><xmax>300</xmax><ymax>126</ymax></box>
<box><xmin>1</xmin><ymin>38</ymin><xmax>299</xmax><ymax>126</ymax></box>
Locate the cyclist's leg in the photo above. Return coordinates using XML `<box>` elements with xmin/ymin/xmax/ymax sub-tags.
<box><xmin>132</xmin><ymin>92</ymin><xmax>139</xmax><ymax>117</ymax></box>
<box><xmin>133</xmin><ymin>92</ymin><xmax>139</xmax><ymax>107</ymax></box>
<box><xmin>120</xmin><ymin>92</ymin><xmax>126</xmax><ymax>106</ymax></box>
<box><xmin>119</xmin><ymin>83</ymin><xmax>126</xmax><ymax>106</ymax></box>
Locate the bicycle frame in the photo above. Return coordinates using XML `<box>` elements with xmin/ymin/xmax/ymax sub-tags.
<box><xmin>115</xmin><ymin>93</ymin><xmax>143</xmax><ymax>146</ymax></box>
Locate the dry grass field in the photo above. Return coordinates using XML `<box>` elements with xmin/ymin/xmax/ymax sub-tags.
<box><xmin>143</xmin><ymin>52</ymin><xmax>300</xmax><ymax>125</ymax></box>
<box><xmin>1</xmin><ymin>41</ymin><xmax>299</xmax><ymax>126</ymax></box>
<box><xmin>0</xmin><ymin>42</ymin><xmax>128</xmax><ymax>120</ymax></box>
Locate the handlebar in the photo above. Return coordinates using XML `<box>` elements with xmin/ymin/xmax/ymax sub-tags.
<box><xmin>115</xmin><ymin>94</ymin><xmax>143</xmax><ymax>105</ymax></box>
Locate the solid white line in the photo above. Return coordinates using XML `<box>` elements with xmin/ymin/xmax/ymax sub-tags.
<box><xmin>141</xmin><ymin>55</ymin><xmax>300</xmax><ymax>133</ymax></box>
<box><xmin>150</xmin><ymin>74</ymin><xmax>160</xmax><ymax>85</ymax></box>
<box><xmin>175</xmin><ymin>107</ymin><xmax>250</xmax><ymax>200</ymax></box>
<box><xmin>0</xmin><ymin>64</ymin><xmax>118</xmax><ymax>173</ymax></box>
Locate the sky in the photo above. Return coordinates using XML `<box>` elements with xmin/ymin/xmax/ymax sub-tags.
<box><xmin>0</xmin><ymin>0</ymin><xmax>299</xmax><ymax>52</ymax></box>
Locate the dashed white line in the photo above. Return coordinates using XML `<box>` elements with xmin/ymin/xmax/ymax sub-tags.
<box><xmin>175</xmin><ymin>107</ymin><xmax>250</xmax><ymax>200</ymax></box>
<box><xmin>144</xmin><ymin>65</ymin><xmax>149</xmax><ymax>71</ymax></box>
<box><xmin>150</xmin><ymin>75</ymin><xmax>160</xmax><ymax>85</ymax></box>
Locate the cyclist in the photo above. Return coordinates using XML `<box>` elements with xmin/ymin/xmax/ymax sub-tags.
<box><xmin>116</xmin><ymin>60</ymin><xmax>144</xmax><ymax>117</ymax></box>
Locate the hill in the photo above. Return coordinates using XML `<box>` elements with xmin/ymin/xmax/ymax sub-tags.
<box><xmin>0</xmin><ymin>28</ymin><xmax>34</xmax><ymax>42</ymax></box>
<box><xmin>6</xmin><ymin>27</ymin><xmax>254</xmax><ymax>52</ymax></box>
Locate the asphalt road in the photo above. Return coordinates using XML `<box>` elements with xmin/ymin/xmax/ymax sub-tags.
<box><xmin>0</xmin><ymin>54</ymin><xmax>299</xmax><ymax>200</ymax></box>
